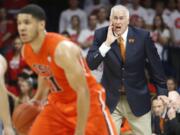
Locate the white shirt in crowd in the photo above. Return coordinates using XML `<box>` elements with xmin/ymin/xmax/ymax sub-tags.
<box><xmin>163</xmin><ymin>8</ymin><xmax>175</xmax><ymax>28</ymax></box>
<box><xmin>97</xmin><ymin>21</ymin><xmax>109</xmax><ymax>29</ymax></box>
<box><xmin>59</xmin><ymin>9</ymin><xmax>87</xmax><ymax>33</ymax></box>
<box><xmin>169</xmin><ymin>10</ymin><xmax>180</xmax><ymax>43</ymax></box>
<box><xmin>128</xmin><ymin>6</ymin><xmax>149</xmax><ymax>25</ymax></box>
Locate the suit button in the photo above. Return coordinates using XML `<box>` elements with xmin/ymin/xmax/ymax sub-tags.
<box><xmin>122</xmin><ymin>78</ymin><xmax>125</xmax><ymax>81</ymax></box>
<box><xmin>122</xmin><ymin>67</ymin><xmax>125</xmax><ymax>70</ymax></box>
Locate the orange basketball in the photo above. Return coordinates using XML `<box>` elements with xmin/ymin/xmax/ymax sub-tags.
<box><xmin>12</xmin><ymin>102</ymin><xmax>42</xmax><ymax>135</ymax></box>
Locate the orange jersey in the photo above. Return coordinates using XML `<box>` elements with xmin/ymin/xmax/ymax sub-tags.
<box><xmin>24</xmin><ymin>32</ymin><xmax>117</xmax><ymax>135</ymax></box>
<box><xmin>23</xmin><ymin>32</ymin><xmax>102</xmax><ymax>102</ymax></box>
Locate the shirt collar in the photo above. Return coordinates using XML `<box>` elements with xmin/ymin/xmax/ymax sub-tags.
<box><xmin>121</xmin><ymin>27</ymin><xmax>128</xmax><ymax>41</ymax></box>
<box><xmin>162</xmin><ymin>107</ymin><xmax>168</xmax><ymax>118</ymax></box>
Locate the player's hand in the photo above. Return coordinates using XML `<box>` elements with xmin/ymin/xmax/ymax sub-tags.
<box><xmin>105</xmin><ymin>22</ymin><xmax>119</xmax><ymax>46</ymax></box>
<box><xmin>158</xmin><ymin>95</ymin><xmax>169</xmax><ymax>105</ymax></box>
<box><xmin>28</xmin><ymin>99</ymin><xmax>45</xmax><ymax>109</ymax></box>
<box><xmin>3</xmin><ymin>126</ymin><xmax>15</xmax><ymax>135</ymax></box>
<box><xmin>28</xmin><ymin>98</ymin><xmax>40</xmax><ymax>105</ymax></box>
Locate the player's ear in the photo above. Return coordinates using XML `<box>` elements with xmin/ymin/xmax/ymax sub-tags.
<box><xmin>39</xmin><ymin>20</ymin><xmax>45</xmax><ymax>30</ymax></box>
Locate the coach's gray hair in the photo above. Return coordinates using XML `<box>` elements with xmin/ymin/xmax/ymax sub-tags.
<box><xmin>110</xmin><ymin>5</ymin><xmax>130</xmax><ymax>19</ymax></box>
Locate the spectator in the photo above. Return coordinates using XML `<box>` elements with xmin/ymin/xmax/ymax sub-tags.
<box><xmin>0</xmin><ymin>8</ymin><xmax>16</xmax><ymax>54</ymax></box>
<box><xmin>78</xmin><ymin>13</ymin><xmax>97</xmax><ymax>56</ymax></box>
<box><xmin>18</xmin><ymin>78</ymin><xmax>35</xmax><ymax>103</ymax></box>
<box><xmin>168</xmin><ymin>0</ymin><xmax>180</xmax><ymax>85</ymax></box>
<box><xmin>154</xmin><ymin>0</ymin><xmax>165</xmax><ymax>17</ymax></box>
<box><xmin>84</xmin><ymin>0</ymin><xmax>107</xmax><ymax>15</ymax></box>
<box><xmin>78</xmin><ymin>13</ymin><xmax>103</xmax><ymax>82</ymax></box>
<box><xmin>96</xmin><ymin>6</ymin><xmax>109</xmax><ymax>29</ymax></box>
<box><xmin>167</xmin><ymin>77</ymin><xmax>178</xmax><ymax>92</ymax></box>
<box><xmin>59</xmin><ymin>0</ymin><xmax>87</xmax><ymax>33</ymax></box>
<box><xmin>151</xmin><ymin>96</ymin><xmax>167</xmax><ymax>135</ymax></box>
<box><xmin>151</xmin><ymin>15</ymin><xmax>170</xmax><ymax>61</ymax></box>
<box><xmin>83</xmin><ymin>0</ymin><xmax>110</xmax><ymax>12</ymax></box>
<box><xmin>67</xmin><ymin>15</ymin><xmax>81</xmax><ymax>44</ymax></box>
<box><xmin>134</xmin><ymin>16</ymin><xmax>146</xmax><ymax>29</ymax></box>
<box><xmin>141</xmin><ymin>0</ymin><xmax>155</xmax><ymax>29</ymax></box>
<box><xmin>5</xmin><ymin>36</ymin><xmax>28</xmax><ymax>88</ymax></box>
<box><xmin>128</xmin><ymin>0</ymin><xmax>148</xmax><ymax>27</ymax></box>
<box><xmin>1</xmin><ymin>0</ymin><xmax>29</xmax><ymax>15</ymax></box>
<box><xmin>163</xmin><ymin>0</ymin><xmax>176</xmax><ymax>28</ymax></box>
<box><xmin>116</xmin><ymin>0</ymin><xmax>132</xmax><ymax>9</ymax></box>
<box><xmin>164</xmin><ymin>91</ymin><xmax>180</xmax><ymax>135</ymax></box>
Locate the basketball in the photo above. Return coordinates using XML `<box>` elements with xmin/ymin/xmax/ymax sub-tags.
<box><xmin>12</xmin><ymin>101</ymin><xmax>42</xmax><ymax>134</ymax></box>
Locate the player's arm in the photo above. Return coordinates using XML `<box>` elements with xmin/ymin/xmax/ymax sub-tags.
<box><xmin>32</xmin><ymin>75</ymin><xmax>49</xmax><ymax>101</ymax></box>
<box><xmin>6</xmin><ymin>90</ymin><xmax>19</xmax><ymax>103</ymax></box>
<box><xmin>54</xmin><ymin>40</ymin><xmax>90</xmax><ymax>135</ymax></box>
<box><xmin>0</xmin><ymin>55</ymin><xmax>15</xmax><ymax>135</ymax></box>
<box><xmin>21</xmin><ymin>46</ymin><xmax>49</xmax><ymax>102</ymax></box>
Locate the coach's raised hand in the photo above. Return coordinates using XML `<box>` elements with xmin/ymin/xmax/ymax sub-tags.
<box><xmin>104</xmin><ymin>22</ymin><xmax>119</xmax><ymax>46</ymax></box>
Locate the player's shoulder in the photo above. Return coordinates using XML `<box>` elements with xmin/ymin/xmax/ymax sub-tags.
<box><xmin>56</xmin><ymin>40</ymin><xmax>80</xmax><ymax>57</ymax></box>
<box><xmin>54</xmin><ymin>40</ymin><xmax>81</xmax><ymax>67</ymax></box>
<box><xmin>46</xmin><ymin>32</ymin><xmax>67</xmax><ymax>41</ymax></box>
<box><xmin>46</xmin><ymin>32</ymin><xmax>70</xmax><ymax>48</ymax></box>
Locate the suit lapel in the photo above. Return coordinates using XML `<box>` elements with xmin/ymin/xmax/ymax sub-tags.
<box><xmin>109</xmin><ymin>26</ymin><xmax>136</xmax><ymax>63</ymax></box>
<box><xmin>125</xmin><ymin>26</ymin><xmax>136</xmax><ymax>65</ymax></box>
<box><xmin>111</xmin><ymin>40</ymin><xmax>122</xmax><ymax>62</ymax></box>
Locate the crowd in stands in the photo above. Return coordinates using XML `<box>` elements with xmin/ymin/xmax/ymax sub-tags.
<box><xmin>0</xmin><ymin>0</ymin><xmax>180</xmax><ymax>135</ymax></box>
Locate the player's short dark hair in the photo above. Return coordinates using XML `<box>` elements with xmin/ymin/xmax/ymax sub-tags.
<box><xmin>18</xmin><ymin>4</ymin><xmax>46</xmax><ymax>21</ymax></box>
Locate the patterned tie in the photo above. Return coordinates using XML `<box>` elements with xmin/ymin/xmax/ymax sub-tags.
<box><xmin>118</xmin><ymin>37</ymin><xmax>126</xmax><ymax>62</ymax></box>
<box><xmin>118</xmin><ymin>37</ymin><xmax>126</xmax><ymax>93</ymax></box>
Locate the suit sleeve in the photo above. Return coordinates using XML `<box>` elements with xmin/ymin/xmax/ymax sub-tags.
<box><xmin>144</xmin><ymin>32</ymin><xmax>168</xmax><ymax>96</ymax></box>
<box><xmin>86</xmin><ymin>30</ymin><xmax>104</xmax><ymax>70</ymax></box>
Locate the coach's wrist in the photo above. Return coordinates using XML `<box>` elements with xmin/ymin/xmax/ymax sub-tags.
<box><xmin>104</xmin><ymin>41</ymin><xmax>111</xmax><ymax>47</ymax></box>
<box><xmin>99</xmin><ymin>42</ymin><xmax>111</xmax><ymax>57</ymax></box>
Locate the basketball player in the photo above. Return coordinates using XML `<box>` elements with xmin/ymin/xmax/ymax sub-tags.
<box><xmin>0</xmin><ymin>55</ymin><xmax>15</xmax><ymax>135</ymax></box>
<box><xmin>17</xmin><ymin>4</ymin><xmax>117</xmax><ymax>135</ymax></box>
